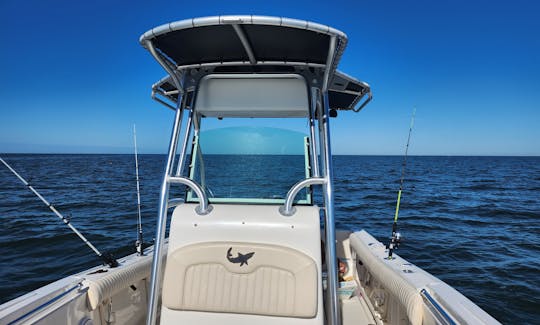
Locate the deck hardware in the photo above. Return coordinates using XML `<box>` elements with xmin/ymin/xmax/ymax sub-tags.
<box><xmin>420</xmin><ymin>289</ymin><xmax>458</xmax><ymax>325</ymax></box>
<box><xmin>79</xmin><ymin>318</ymin><xmax>94</xmax><ymax>325</ymax></box>
<box><xmin>6</xmin><ymin>283</ymin><xmax>83</xmax><ymax>325</ymax></box>
<box><xmin>280</xmin><ymin>177</ymin><xmax>326</xmax><ymax>216</ymax></box>
<box><xmin>167</xmin><ymin>176</ymin><xmax>211</xmax><ymax>215</ymax></box>
<box><xmin>106</xmin><ymin>299</ymin><xmax>114</xmax><ymax>325</ymax></box>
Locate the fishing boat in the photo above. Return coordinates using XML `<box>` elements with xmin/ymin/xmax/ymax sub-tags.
<box><xmin>0</xmin><ymin>16</ymin><xmax>501</xmax><ymax>325</ymax></box>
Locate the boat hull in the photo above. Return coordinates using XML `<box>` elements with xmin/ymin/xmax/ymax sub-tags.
<box><xmin>0</xmin><ymin>231</ymin><xmax>500</xmax><ymax>325</ymax></box>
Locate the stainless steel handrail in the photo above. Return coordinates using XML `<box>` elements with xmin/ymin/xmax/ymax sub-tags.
<box><xmin>167</xmin><ymin>198</ymin><xmax>184</xmax><ymax>209</ymax></box>
<box><xmin>420</xmin><ymin>289</ymin><xmax>458</xmax><ymax>325</ymax></box>
<box><xmin>145</xmin><ymin>40</ymin><xmax>183</xmax><ymax>93</ymax></box>
<box><xmin>309</xmin><ymin>87</ymin><xmax>320</xmax><ymax>178</ymax></box>
<box><xmin>232</xmin><ymin>24</ymin><xmax>257</xmax><ymax>64</ymax></box>
<box><xmin>145</xmin><ymin>38</ymin><xmax>186</xmax><ymax>325</ymax></box>
<box><xmin>279</xmin><ymin>177</ymin><xmax>326</xmax><ymax>216</ymax></box>
<box><xmin>167</xmin><ymin>176</ymin><xmax>212</xmax><ymax>215</ymax></box>
<box><xmin>175</xmin><ymin>107</ymin><xmax>194</xmax><ymax>177</ymax></box>
<box><xmin>322</xmin><ymin>36</ymin><xmax>337</xmax><ymax>92</ymax></box>
<box><xmin>146</xmin><ymin>99</ymin><xmax>183</xmax><ymax>325</ymax></box>
<box><xmin>321</xmin><ymin>35</ymin><xmax>341</xmax><ymax>325</ymax></box>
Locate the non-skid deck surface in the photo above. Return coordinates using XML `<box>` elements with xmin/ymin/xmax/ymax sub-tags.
<box><xmin>341</xmin><ymin>295</ymin><xmax>376</xmax><ymax>325</ymax></box>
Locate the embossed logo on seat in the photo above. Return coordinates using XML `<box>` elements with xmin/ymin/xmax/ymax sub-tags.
<box><xmin>227</xmin><ymin>247</ymin><xmax>254</xmax><ymax>266</ymax></box>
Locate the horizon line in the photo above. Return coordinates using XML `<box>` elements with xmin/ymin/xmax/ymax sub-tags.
<box><xmin>1</xmin><ymin>152</ymin><xmax>539</xmax><ymax>158</ymax></box>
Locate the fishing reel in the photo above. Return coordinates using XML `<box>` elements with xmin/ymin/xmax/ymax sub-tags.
<box><xmin>135</xmin><ymin>237</ymin><xmax>155</xmax><ymax>256</ymax></box>
<box><xmin>386</xmin><ymin>231</ymin><xmax>402</xmax><ymax>259</ymax></box>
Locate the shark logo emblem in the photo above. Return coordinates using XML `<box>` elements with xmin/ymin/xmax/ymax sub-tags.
<box><xmin>226</xmin><ymin>247</ymin><xmax>254</xmax><ymax>266</ymax></box>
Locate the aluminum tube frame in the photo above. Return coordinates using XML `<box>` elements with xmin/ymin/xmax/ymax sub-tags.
<box><xmin>167</xmin><ymin>198</ymin><xmax>184</xmax><ymax>209</ymax></box>
<box><xmin>152</xmin><ymin>91</ymin><xmax>176</xmax><ymax>111</ymax></box>
<box><xmin>279</xmin><ymin>177</ymin><xmax>326</xmax><ymax>216</ymax></box>
<box><xmin>232</xmin><ymin>24</ymin><xmax>257</xmax><ymax>64</ymax></box>
<box><xmin>320</xmin><ymin>90</ymin><xmax>341</xmax><ymax>325</ymax></box>
<box><xmin>146</xmin><ymin>104</ymin><xmax>183</xmax><ymax>325</ymax></box>
<box><xmin>167</xmin><ymin>176</ymin><xmax>212</xmax><ymax>215</ymax></box>
<box><xmin>322</xmin><ymin>36</ymin><xmax>337</xmax><ymax>92</ymax></box>
<box><xmin>174</xmin><ymin>61</ymin><xmax>326</xmax><ymax>71</ymax></box>
<box><xmin>319</xmin><ymin>33</ymin><xmax>341</xmax><ymax>325</ymax></box>
<box><xmin>145</xmin><ymin>39</ymin><xmax>185</xmax><ymax>325</ymax></box>
<box><xmin>175</xmin><ymin>103</ymin><xmax>193</xmax><ymax>177</ymax></box>
<box><xmin>420</xmin><ymin>289</ymin><xmax>458</xmax><ymax>325</ymax></box>
<box><xmin>352</xmin><ymin>92</ymin><xmax>373</xmax><ymax>112</ymax></box>
<box><xmin>309</xmin><ymin>87</ymin><xmax>320</xmax><ymax>178</ymax></box>
<box><xmin>145</xmin><ymin>40</ymin><xmax>183</xmax><ymax>93</ymax></box>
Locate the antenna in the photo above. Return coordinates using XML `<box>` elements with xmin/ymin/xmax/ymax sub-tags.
<box><xmin>0</xmin><ymin>157</ymin><xmax>119</xmax><ymax>267</ymax></box>
<box><xmin>134</xmin><ymin>124</ymin><xmax>144</xmax><ymax>256</ymax></box>
<box><xmin>387</xmin><ymin>107</ymin><xmax>416</xmax><ymax>259</ymax></box>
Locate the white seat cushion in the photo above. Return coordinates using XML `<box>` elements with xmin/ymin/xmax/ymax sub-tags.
<box><xmin>161</xmin><ymin>204</ymin><xmax>323</xmax><ymax>324</ymax></box>
<box><xmin>163</xmin><ymin>242</ymin><xmax>317</xmax><ymax>317</ymax></box>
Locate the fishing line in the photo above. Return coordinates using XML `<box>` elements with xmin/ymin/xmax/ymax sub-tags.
<box><xmin>0</xmin><ymin>157</ymin><xmax>118</xmax><ymax>267</ymax></box>
<box><xmin>133</xmin><ymin>124</ymin><xmax>145</xmax><ymax>256</ymax></box>
<box><xmin>387</xmin><ymin>107</ymin><xmax>416</xmax><ymax>259</ymax></box>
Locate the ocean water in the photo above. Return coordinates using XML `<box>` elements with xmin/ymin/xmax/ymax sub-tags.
<box><xmin>0</xmin><ymin>154</ymin><xmax>538</xmax><ymax>324</ymax></box>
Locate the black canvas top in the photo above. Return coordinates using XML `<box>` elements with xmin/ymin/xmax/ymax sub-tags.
<box><xmin>140</xmin><ymin>16</ymin><xmax>347</xmax><ymax>69</ymax></box>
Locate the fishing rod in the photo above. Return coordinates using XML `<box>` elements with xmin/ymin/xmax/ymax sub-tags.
<box><xmin>0</xmin><ymin>157</ymin><xmax>119</xmax><ymax>268</ymax></box>
<box><xmin>133</xmin><ymin>124</ymin><xmax>144</xmax><ymax>256</ymax></box>
<box><xmin>387</xmin><ymin>107</ymin><xmax>416</xmax><ymax>259</ymax></box>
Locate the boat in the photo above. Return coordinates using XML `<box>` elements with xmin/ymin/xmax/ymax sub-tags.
<box><xmin>0</xmin><ymin>15</ymin><xmax>501</xmax><ymax>325</ymax></box>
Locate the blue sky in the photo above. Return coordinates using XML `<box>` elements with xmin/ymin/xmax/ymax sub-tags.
<box><xmin>0</xmin><ymin>0</ymin><xmax>538</xmax><ymax>155</ymax></box>
<box><xmin>200</xmin><ymin>127</ymin><xmax>307</xmax><ymax>155</ymax></box>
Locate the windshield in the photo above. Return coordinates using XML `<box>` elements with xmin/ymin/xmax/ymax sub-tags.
<box><xmin>187</xmin><ymin>125</ymin><xmax>312</xmax><ymax>204</ymax></box>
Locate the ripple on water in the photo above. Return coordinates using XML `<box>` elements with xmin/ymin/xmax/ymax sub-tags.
<box><xmin>0</xmin><ymin>154</ymin><xmax>539</xmax><ymax>324</ymax></box>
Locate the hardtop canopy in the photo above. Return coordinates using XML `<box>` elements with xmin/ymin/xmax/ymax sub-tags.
<box><xmin>140</xmin><ymin>15</ymin><xmax>347</xmax><ymax>70</ymax></box>
<box><xmin>141</xmin><ymin>15</ymin><xmax>372</xmax><ymax>113</ymax></box>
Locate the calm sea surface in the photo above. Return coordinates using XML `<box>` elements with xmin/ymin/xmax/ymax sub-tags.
<box><xmin>0</xmin><ymin>154</ymin><xmax>538</xmax><ymax>324</ymax></box>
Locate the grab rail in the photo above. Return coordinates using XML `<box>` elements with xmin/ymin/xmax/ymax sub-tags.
<box><xmin>167</xmin><ymin>176</ymin><xmax>212</xmax><ymax>215</ymax></box>
<box><xmin>6</xmin><ymin>283</ymin><xmax>85</xmax><ymax>325</ymax></box>
<box><xmin>279</xmin><ymin>177</ymin><xmax>326</xmax><ymax>216</ymax></box>
<box><xmin>420</xmin><ymin>289</ymin><xmax>457</xmax><ymax>325</ymax></box>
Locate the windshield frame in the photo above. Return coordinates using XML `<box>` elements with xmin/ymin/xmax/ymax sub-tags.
<box><xmin>185</xmin><ymin>131</ymin><xmax>313</xmax><ymax>205</ymax></box>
